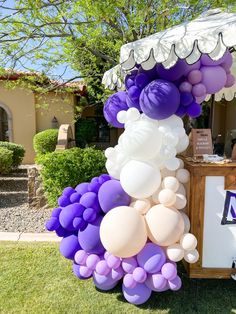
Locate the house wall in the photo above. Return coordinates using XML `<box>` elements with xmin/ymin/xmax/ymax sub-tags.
<box><xmin>0</xmin><ymin>85</ymin><xmax>36</xmax><ymax>164</ymax></box>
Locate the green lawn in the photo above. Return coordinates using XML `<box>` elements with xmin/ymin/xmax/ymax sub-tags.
<box><xmin>0</xmin><ymin>242</ymin><xmax>235</xmax><ymax>314</ymax></box>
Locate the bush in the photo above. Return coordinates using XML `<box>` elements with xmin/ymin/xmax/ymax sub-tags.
<box><xmin>0</xmin><ymin>147</ymin><xmax>13</xmax><ymax>174</ymax></box>
<box><xmin>37</xmin><ymin>147</ymin><xmax>106</xmax><ymax>206</ymax></box>
<box><xmin>33</xmin><ymin>129</ymin><xmax>58</xmax><ymax>155</ymax></box>
<box><xmin>0</xmin><ymin>142</ymin><xmax>25</xmax><ymax>167</ymax></box>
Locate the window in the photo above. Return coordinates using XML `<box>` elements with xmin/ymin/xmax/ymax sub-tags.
<box><xmin>0</xmin><ymin>107</ymin><xmax>9</xmax><ymax>141</ymax></box>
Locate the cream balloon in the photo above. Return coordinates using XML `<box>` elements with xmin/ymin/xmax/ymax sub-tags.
<box><xmin>100</xmin><ymin>206</ymin><xmax>147</xmax><ymax>258</ymax></box>
<box><xmin>180</xmin><ymin>233</ymin><xmax>197</xmax><ymax>251</ymax></box>
<box><xmin>179</xmin><ymin>211</ymin><xmax>190</xmax><ymax>233</ymax></box>
<box><xmin>174</xmin><ymin>194</ymin><xmax>187</xmax><ymax>210</ymax></box>
<box><xmin>184</xmin><ymin>249</ymin><xmax>199</xmax><ymax>263</ymax></box>
<box><xmin>176</xmin><ymin>183</ymin><xmax>186</xmax><ymax>196</ymax></box>
<box><xmin>176</xmin><ymin>169</ymin><xmax>190</xmax><ymax>184</ymax></box>
<box><xmin>145</xmin><ymin>204</ymin><xmax>185</xmax><ymax>247</ymax></box>
<box><xmin>120</xmin><ymin>160</ymin><xmax>161</xmax><ymax>199</ymax></box>
<box><xmin>132</xmin><ymin>199</ymin><xmax>151</xmax><ymax>215</ymax></box>
<box><xmin>158</xmin><ymin>188</ymin><xmax>176</xmax><ymax>207</ymax></box>
<box><xmin>162</xmin><ymin>176</ymin><xmax>179</xmax><ymax>192</ymax></box>
<box><xmin>166</xmin><ymin>243</ymin><xmax>185</xmax><ymax>262</ymax></box>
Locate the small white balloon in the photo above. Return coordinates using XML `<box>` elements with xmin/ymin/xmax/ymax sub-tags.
<box><xmin>179</xmin><ymin>211</ymin><xmax>190</xmax><ymax>233</ymax></box>
<box><xmin>184</xmin><ymin>249</ymin><xmax>199</xmax><ymax>263</ymax></box>
<box><xmin>159</xmin><ymin>115</ymin><xmax>183</xmax><ymax>128</ymax></box>
<box><xmin>176</xmin><ymin>134</ymin><xmax>189</xmax><ymax>153</ymax></box>
<box><xmin>180</xmin><ymin>233</ymin><xmax>197</xmax><ymax>251</ymax></box>
<box><xmin>126</xmin><ymin>108</ymin><xmax>140</xmax><ymax>122</ymax></box>
<box><xmin>176</xmin><ymin>183</ymin><xmax>186</xmax><ymax>196</ymax></box>
<box><xmin>174</xmin><ymin>194</ymin><xmax>187</xmax><ymax>210</ymax></box>
<box><xmin>158</xmin><ymin>188</ymin><xmax>176</xmax><ymax>207</ymax></box>
<box><xmin>166</xmin><ymin>243</ymin><xmax>185</xmax><ymax>262</ymax></box>
<box><xmin>177</xmin><ymin>159</ymin><xmax>184</xmax><ymax>169</ymax></box>
<box><xmin>163</xmin><ymin>132</ymin><xmax>179</xmax><ymax>146</ymax></box>
<box><xmin>164</xmin><ymin>157</ymin><xmax>180</xmax><ymax>171</ymax></box>
<box><xmin>151</xmin><ymin>186</ymin><xmax>162</xmax><ymax>204</ymax></box>
<box><xmin>173</xmin><ymin>126</ymin><xmax>186</xmax><ymax>138</ymax></box>
<box><xmin>176</xmin><ymin>169</ymin><xmax>190</xmax><ymax>184</ymax></box>
<box><xmin>105</xmin><ymin>147</ymin><xmax>115</xmax><ymax>159</ymax></box>
<box><xmin>117</xmin><ymin>110</ymin><xmax>127</xmax><ymax>124</ymax></box>
<box><xmin>133</xmin><ymin>199</ymin><xmax>151</xmax><ymax>215</ymax></box>
<box><xmin>163</xmin><ymin>176</ymin><xmax>180</xmax><ymax>192</ymax></box>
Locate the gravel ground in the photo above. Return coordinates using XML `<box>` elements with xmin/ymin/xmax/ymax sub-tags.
<box><xmin>0</xmin><ymin>192</ymin><xmax>52</xmax><ymax>233</ymax></box>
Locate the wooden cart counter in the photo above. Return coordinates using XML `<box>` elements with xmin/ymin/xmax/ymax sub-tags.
<box><xmin>183</xmin><ymin>158</ymin><xmax>236</xmax><ymax>279</ymax></box>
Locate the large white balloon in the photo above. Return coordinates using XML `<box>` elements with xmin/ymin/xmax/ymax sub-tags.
<box><xmin>120</xmin><ymin>160</ymin><xmax>161</xmax><ymax>199</ymax></box>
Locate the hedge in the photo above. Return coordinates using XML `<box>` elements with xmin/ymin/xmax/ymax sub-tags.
<box><xmin>37</xmin><ymin>147</ymin><xmax>106</xmax><ymax>206</ymax></box>
<box><xmin>0</xmin><ymin>147</ymin><xmax>13</xmax><ymax>174</ymax></box>
<box><xmin>33</xmin><ymin>129</ymin><xmax>59</xmax><ymax>155</ymax></box>
<box><xmin>0</xmin><ymin>142</ymin><xmax>25</xmax><ymax>167</ymax></box>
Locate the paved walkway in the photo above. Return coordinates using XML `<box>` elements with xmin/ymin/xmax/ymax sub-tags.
<box><xmin>0</xmin><ymin>231</ymin><xmax>60</xmax><ymax>242</ymax></box>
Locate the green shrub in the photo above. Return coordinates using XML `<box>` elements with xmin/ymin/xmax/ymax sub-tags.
<box><xmin>33</xmin><ymin>129</ymin><xmax>59</xmax><ymax>155</ymax></box>
<box><xmin>37</xmin><ymin>147</ymin><xmax>106</xmax><ymax>206</ymax></box>
<box><xmin>0</xmin><ymin>142</ymin><xmax>25</xmax><ymax>167</ymax></box>
<box><xmin>0</xmin><ymin>147</ymin><xmax>13</xmax><ymax>174</ymax></box>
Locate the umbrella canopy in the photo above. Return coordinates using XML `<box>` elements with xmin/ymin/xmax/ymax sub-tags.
<box><xmin>102</xmin><ymin>8</ymin><xmax>236</xmax><ymax>100</ymax></box>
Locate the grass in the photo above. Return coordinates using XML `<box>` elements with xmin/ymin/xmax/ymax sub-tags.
<box><xmin>0</xmin><ymin>242</ymin><xmax>235</xmax><ymax>314</ymax></box>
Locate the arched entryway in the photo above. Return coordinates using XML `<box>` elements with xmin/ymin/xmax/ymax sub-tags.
<box><xmin>0</xmin><ymin>103</ymin><xmax>13</xmax><ymax>142</ymax></box>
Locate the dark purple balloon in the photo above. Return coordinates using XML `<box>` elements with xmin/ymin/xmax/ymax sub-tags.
<box><xmin>60</xmin><ymin>234</ymin><xmax>81</xmax><ymax>260</ymax></box>
<box><xmin>175</xmin><ymin>105</ymin><xmax>187</xmax><ymax>117</ymax></box>
<box><xmin>138</xmin><ymin>66</ymin><xmax>158</xmax><ymax>80</ymax></box>
<box><xmin>156</xmin><ymin>59</ymin><xmax>188</xmax><ymax>81</ymax></box>
<box><xmin>98</xmin><ymin>174</ymin><xmax>111</xmax><ymax>185</ymax></box>
<box><xmin>73</xmin><ymin>217</ymin><xmax>87</xmax><ymax>230</ymax></box>
<box><xmin>51</xmin><ymin>207</ymin><xmax>62</xmax><ymax>218</ymax></box>
<box><xmin>70</xmin><ymin>192</ymin><xmax>81</xmax><ymax>203</ymax></box>
<box><xmin>83</xmin><ymin>207</ymin><xmax>97</xmax><ymax>223</ymax></box>
<box><xmin>55</xmin><ymin>225</ymin><xmax>71</xmax><ymax>237</ymax></box>
<box><xmin>63</xmin><ymin>187</ymin><xmax>75</xmax><ymax>197</ymax></box>
<box><xmin>98</xmin><ymin>179</ymin><xmax>131</xmax><ymax>213</ymax></box>
<box><xmin>126</xmin><ymin>95</ymin><xmax>141</xmax><ymax>110</ymax></box>
<box><xmin>78</xmin><ymin>216</ymin><xmax>105</xmax><ymax>254</ymax></box>
<box><xmin>180</xmin><ymin>92</ymin><xmax>194</xmax><ymax>107</ymax></box>
<box><xmin>80</xmin><ymin>192</ymin><xmax>100</xmax><ymax>212</ymax></box>
<box><xmin>45</xmin><ymin>217</ymin><xmax>60</xmax><ymax>231</ymax></box>
<box><xmin>59</xmin><ymin>203</ymin><xmax>85</xmax><ymax>231</ymax></box>
<box><xmin>125</xmin><ymin>74</ymin><xmax>136</xmax><ymax>89</ymax></box>
<box><xmin>187</xmin><ymin>102</ymin><xmax>202</xmax><ymax>118</ymax></box>
<box><xmin>135</xmin><ymin>73</ymin><xmax>150</xmax><ymax>89</ymax></box>
<box><xmin>103</xmin><ymin>91</ymin><xmax>129</xmax><ymax>128</ymax></box>
<box><xmin>58</xmin><ymin>195</ymin><xmax>70</xmax><ymax>207</ymax></box>
<box><xmin>88</xmin><ymin>181</ymin><xmax>101</xmax><ymax>193</ymax></box>
<box><xmin>75</xmin><ymin>182</ymin><xmax>89</xmax><ymax>195</ymax></box>
<box><xmin>72</xmin><ymin>263</ymin><xmax>87</xmax><ymax>280</ymax></box>
<box><xmin>128</xmin><ymin>86</ymin><xmax>141</xmax><ymax>100</ymax></box>
<box><xmin>139</xmin><ymin>79</ymin><xmax>180</xmax><ymax>120</ymax></box>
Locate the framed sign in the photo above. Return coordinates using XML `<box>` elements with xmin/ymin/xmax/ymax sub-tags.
<box><xmin>192</xmin><ymin>129</ymin><xmax>213</xmax><ymax>156</ymax></box>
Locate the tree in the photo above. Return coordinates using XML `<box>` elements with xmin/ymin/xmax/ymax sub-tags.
<box><xmin>0</xmin><ymin>0</ymin><xmax>235</xmax><ymax>106</ymax></box>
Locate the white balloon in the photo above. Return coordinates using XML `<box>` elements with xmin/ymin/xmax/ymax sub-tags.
<box><xmin>180</xmin><ymin>233</ymin><xmax>197</xmax><ymax>251</ymax></box>
<box><xmin>158</xmin><ymin>188</ymin><xmax>176</xmax><ymax>207</ymax></box>
<box><xmin>177</xmin><ymin>158</ymin><xmax>184</xmax><ymax>169</ymax></box>
<box><xmin>164</xmin><ymin>158</ymin><xmax>180</xmax><ymax>171</ymax></box>
<box><xmin>105</xmin><ymin>160</ymin><xmax>120</xmax><ymax>179</ymax></box>
<box><xmin>163</xmin><ymin>176</ymin><xmax>179</xmax><ymax>192</ymax></box>
<box><xmin>166</xmin><ymin>243</ymin><xmax>185</xmax><ymax>262</ymax></box>
<box><xmin>173</xmin><ymin>126</ymin><xmax>186</xmax><ymax>138</ymax></box>
<box><xmin>163</xmin><ymin>132</ymin><xmax>179</xmax><ymax>147</ymax></box>
<box><xmin>176</xmin><ymin>183</ymin><xmax>186</xmax><ymax>196</ymax></box>
<box><xmin>119</xmin><ymin>119</ymin><xmax>162</xmax><ymax>160</ymax></box>
<box><xmin>105</xmin><ymin>147</ymin><xmax>116</xmax><ymax>160</ymax></box>
<box><xmin>160</xmin><ymin>146</ymin><xmax>177</xmax><ymax>159</ymax></box>
<box><xmin>159</xmin><ymin>115</ymin><xmax>183</xmax><ymax>128</ymax></box>
<box><xmin>161</xmin><ymin>168</ymin><xmax>176</xmax><ymax>178</ymax></box>
<box><xmin>184</xmin><ymin>249</ymin><xmax>199</xmax><ymax>263</ymax></box>
<box><xmin>176</xmin><ymin>169</ymin><xmax>190</xmax><ymax>184</ymax></box>
<box><xmin>176</xmin><ymin>134</ymin><xmax>189</xmax><ymax>153</ymax></box>
<box><xmin>179</xmin><ymin>211</ymin><xmax>190</xmax><ymax>233</ymax></box>
<box><xmin>132</xmin><ymin>199</ymin><xmax>151</xmax><ymax>215</ymax></box>
<box><xmin>120</xmin><ymin>160</ymin><xmax>161</xmax><ymax>199</ymax></box>
<box><xmin>151</xmin><ymin>186</ymin><xmax>162</xmax><ymax>204</ymax></box>
<box><xmin>174</xmin><ymin>194</ymin><xmax>187</xmax><ymax>210</ymax></box>
<box><xmin>158</xmin><ymin>125</ymin><xmax>171</xmax><ymax>134</ymax></box>
<box><xmin>117</xmin><ymin>110</ymin><xmax>127</xmax><ymax>124</ymax></box>
<box><xmin>126</xmin><ymin>108</ymin><xmax>140</xmax><ymax>122</ymax></box>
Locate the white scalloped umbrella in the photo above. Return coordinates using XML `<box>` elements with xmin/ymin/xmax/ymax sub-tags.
<box><xmin>102</xmin><ymin>9</ymin><xmax>236</xmax><ymax>101</ymax></box>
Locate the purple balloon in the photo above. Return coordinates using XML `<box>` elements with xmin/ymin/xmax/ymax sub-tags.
<box><xmin>51</xmin><ymin>207</ymin><xmax>62</xmax><ymax>218</ymax></box>
<box><xmin>225</xmin><ymin>73</ymin><xmax>235</xmax><ymax>87</ymax></box>
<box><xmin>145</xmin><ymin>273</ymin><xmax>168</xmax><ymax>291</ymax></box>
<box><xmin>221</xmin><ymin>50</ymin><xmax>233</xmax><ymax>71</ymax></box>
<box><xmin>180</xmin><ymin>92</ymin><xmax>193</xmax><ymax>107</ymax></box>
<box><xmin>137</xmin><ymin>243</ymin><xmax>166</xmax><ymax>274</ymax></box>
<box><xmin>201</xmin><ymin>66</ymin><xmax>227</xmax><ymax>94</ymax></box>
<box><xmin>88</xmin><ymin>181</ymin><xmax>101</xmax><ymax>193</ymax></box>
<box><xmin>58</xmin><ymin>195</ymin><xmax>70</xmax><ymax>207</ymax></box>
<box><xmin>195</xmin><ymin>94</ymin><xmax>206</xmax><ymax>104</ymax></box>
<box><xmin>122</xmin><ymin>283</ymin><xmax>152</xmax><ymax>305</ymax></box>
<box><xmin>187</xmin><ymin>102</ymin><xmax>202</xmax><ymax>118</ymax></box>
<box><xmin>188</xmin><ymin>70</ymin><xmax>202</xmax><ymax>85</ymax></box>
<box><xmin>45</xmin><ymin>217</ymin><xmax>60</xmax><ymax>231</ymax></box>
<box><xmin>79</xmin><ymin>265</ymin><xmax>93</xmax><ymax>278</ymax></box>
<box><xmin>135</xmin><ymin>73</ymin><xmax>150</xmax><ymax>89</ymax></box>
<box><xmin>111</xmin><ymin>266</ymin><xmax>124</xmax><ymax>281</ymax></box>
<box><xmin>179</xmin><ymin>81</ymin><xmax>192</xmax><ymax>93</ymax></box>
<box><xmin>60</xmin><ymin>234</ymin><xmax>81</xmax><ymax>260</ymax></box>
<box><xmin>103</xmin><ymin>91</ymin><xmax>129</xmax><ymax>128</ymax></box>
<box><xmin>75</xmin><ymin>182</ymin><xmax>89</xmax><ymax>195</ymax></box>
<box><xmin>140</xmin><ymin>79</ymin><xmax>180</xmax><ymax>120</ymax></box>
<box><xmin>98</xmin><ymin>174</ymin><xmax>111</xmax><ymax>184</ymax></box>
<box><xmin>80</xmin><ymin>192</ymin><xmax>100</xmax><ymax>212</ymax></box>
<box><xmin>161</xmin><ymin>263</ymin><xmax>177</xmax><ymax>280</ymax></box>
<box><xmin>128</xmin><ymin>85</ymin><xmax>141</xmax><ymax>100</ymax></box>
<box><xmin>138</xmin><ymin>66</ymin><xmax>158</xmax><ymax>80</ymax></box>
<box><xmin>126</xmin><ymin>95</ymin><xmax>141</xmax><ymax>110</ymax></box>
<box><xmin>72</xmin><ymin>263</ymin><xmax>87</xmax><ymax>280</ymax></box>
<box><xmin>168</xmin><ymin>275</ymin><xmax>182</xmax><ymax>291</ymax></box>
<box><xmin>59</xmin><ymin>203</ymin><xmax>85</xmax><ymax>231</ymax></box>
<box><xmin>156</xmin><ymin>59</ymin><xmax>188</xmax><ymax>81</ymax></box>
<box><xmin>122</xmin><ymin>257</ymin><xmax>138</xmax><ymax>274</ymax></box>
<box><xmin>125</xmin><ymin>74</ymin><xmax>136</xmax><ymax>89</ymax></box>
<box><xmin>95</xmin><ymin>260</ymin><xmax>111</xmax><ymax>276</ymax></box>
<box><xmin>70</xmin><ymin>192</ymin><xmax>81</xmax><ymax>203</ymax></box>
<box><xmin>73</xmin><ymin>217</ymin><xmax>87</xmax><ymax>230</ymax></box>
<box><xmin>192</xmin><ymin>83</ymin><xmax>207</xmax><ymax>97</ymax></box>
<box><xmin>175</xmin><ymin>105</ymin><xmax>187</xmax><ymax>117</ymax></box>
<box><xmin>183</xmin><ymin>60</ymin><xmax>201</xmax><ymax>76</ymax></box>
<box><xmin>201</xmin><ymin>50</ymin><xmax>232</xmax><ymax>67</ymax></box>
<box><xmin>74</xmin><ymin>249</ymin><xmax>88</xmax><ymax>265</ymax></box>
<box><xmin>123</xmin><ymin>274</ymin><xmax>137</xmax><ymax>289</ymax></box>
<box><xmin>98</xmin><ymin>180</ymin><xmax>131</xmax><ymax>214</ymax></box>
<box><xmin>78</xmin><ymin>216</ymin><xmax>105</xmax><ymax>254</ymax></box>
<box><xmin>93</xmin><ymin>272</ymin><xmax>119</xmax><ymax>291</ymax></box>
<box><xmin>86</xmin><ymin>254</ymin><xmax>100</xmax><ymax>270</ymax></box>
<box><xmin>55</xmin><ymin>225</ymin><xmax>71</xmax><ymax>237</ymax></box>
<box><xmin>83</xmin><ymin>207</ymin><xmax>97</xmax><ymax>223</ymax></box>
<box><xmin>107</xmin><ymin>255</ymin><xmax>121</xmax><ymax>269</ymax></box>
<box><xmin>63</xmin><ymin>187</ymin><xmax>75</xmax><ymax>197</ymax></box>
<box><xmin>133</xmin><ymin>267</ymin><xmax>147</xmax><ymax>283</ymax></box>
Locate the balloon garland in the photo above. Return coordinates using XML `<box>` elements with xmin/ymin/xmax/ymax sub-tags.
<box><xmin>46</xmin><ymin>49</ymin><xmax>235</xmax><ymax>305</ymax></box>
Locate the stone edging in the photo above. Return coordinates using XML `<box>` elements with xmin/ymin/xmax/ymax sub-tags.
<box><xmin>0</xmin><ymin>232</ymin><xmax>60</xmax><ymax>242</ymax></box>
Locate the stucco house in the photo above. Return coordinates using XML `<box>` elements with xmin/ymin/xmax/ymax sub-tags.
<box><xmin>0</xmin><ymin>70</ymin><xmax>86</xmax><ymax>164</ymax></box>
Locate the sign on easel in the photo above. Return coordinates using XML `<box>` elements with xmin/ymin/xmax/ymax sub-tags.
<box><xmin>192</xmin><ymin>129</ymin><xmax>213</xmax><ymax>156</ymax></box>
